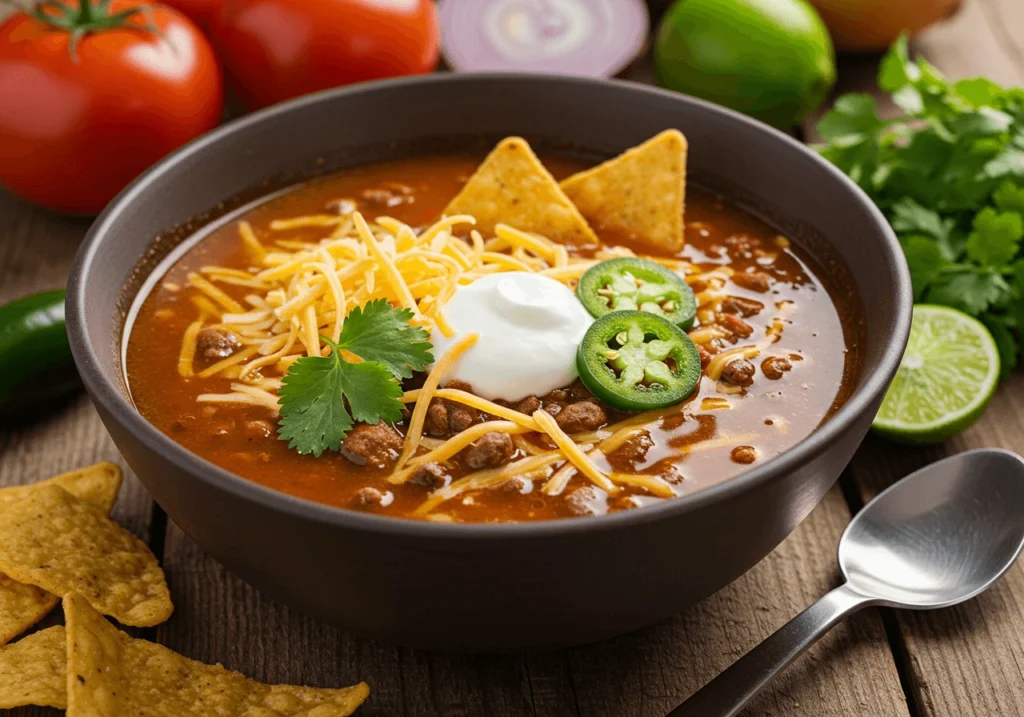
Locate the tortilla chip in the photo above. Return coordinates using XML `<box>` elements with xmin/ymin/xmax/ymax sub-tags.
<box><xmin>0</xmin><ymin>626</ymin><xmax>67</xmax><ymax>710</ymax></box>
<box><xmin>0</xmin><ymin>575</ymin><xmax>57</xmax><ymax>648</ymax></box>
<box><xmin>0</xmin><ymin>461</ymin><xmax>122</xmax><ymax>514</ymax></box>
<box><xmin>64</xmin><ymin>593</ymin><xmax>370</xmax><ymax>716</ymax></box>
<box><xmin>0</xmin><ymin>462</ymin><xmax>123</xmax><ymax>645</ymax></box>
<box><xmin>442</xmin><ymin>137</ymin><xmax>598</xmax><ymax>245</ymax></box>
<box><xmin>0</xmin><ymin>485</ymin><xmax>172</xmax><ymax>628</ymax></box>
<box><xmin>560</xmin><ymin>129</ymin><xmax>688</xmax><ymax>252</ymax></box>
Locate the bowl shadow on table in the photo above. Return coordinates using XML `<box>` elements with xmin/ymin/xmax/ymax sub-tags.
<box><xmin>152</xmin><ymin>487</ymin><xmax>898</xmax><ymax>717</ymax></box>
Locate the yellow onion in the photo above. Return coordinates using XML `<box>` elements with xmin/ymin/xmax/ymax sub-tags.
<box><xmin>808</xmin><ymin>0</ymin><xmax>962</xmax><ymax>52</ymax></box>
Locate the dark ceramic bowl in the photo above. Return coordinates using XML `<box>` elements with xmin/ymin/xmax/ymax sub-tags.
<box><xmin>67</xmin><ymin>75</ymin><xmax>911</xmax><ymax>651</ymax></box>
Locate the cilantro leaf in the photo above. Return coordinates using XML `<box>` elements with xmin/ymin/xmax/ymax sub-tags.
<box><xmin>878</xmin><ymin>35</ymin><xmax>925</xmax><ymax>115</ymax></box>
<box><xmin>890</xmin><ymin>197</ymin><xmax>954</xmax><ymax>245</ymax></box>
<box><xmin>817</xmin><ymin>94</ymin><xmax>883</xmax><ymax>142</ymax></box>
<box><xmin>277</xmin><ymin>340</ymin><xmax>408</xmax><ymax>457</ymax></box>
<box><xmin>277</xmin><ymin>345</ymin><xmax>356</xmax><ymax>457</ymax></box>
<box><xmin>993</xmin><ymin>181</ymin><xmax>1024</xmax><ymax>213</ymax></box>
<box><xmin>983</xmin><ymin>148</ymin><xmax>1024</xmax><ymax>180</ymax></box>
<box><xmin>276</xmin><ymin>301</ymin><xmax>433</xmax><ymax>456</ymax></box>
<box><xmin>954</xmin><ymin>78</ymin><xmax>1005</xmax><ymax>109</ymax></box>
<box><xmin>902</xmin><ymin>236</ymin><xmax>946</xmax><ymax>300</ymax></box>
<box><xmin>335</xmin><ymin>299</ymin><xmax>433</xmax><ymax>379</ymax></box>
<box><xmin>983</xmin><ymin>314</ymin><xmax>1017</xmax><ymax>379</ymax></box>
<box><xmin>341</xmin><ymin>360</ymin><xmax>405</xmax><ymax>425</ymax></box>
<box><xmin>1011</xmin><ymin>258</ymin><xmax>1024</xmax><ymax>296</ymax></box>
<box><xmin>817</xmin><ymin>37</ymin><xmax>1024</xmax><ymax>381</ymax></box>
<box><xmin>966</xmin><ymin>207</ymin><xmax>1024</xmax><ymax>267</ymax></box>
<box><xmin>951</xmin><ymin>108</ymin><xmax>1014</xmax><ymax>136</ymax></box>
<box><xmin>926</xmin><ymin>270</ymin><xmax>1011</xmax><ymax>315</ymax></box>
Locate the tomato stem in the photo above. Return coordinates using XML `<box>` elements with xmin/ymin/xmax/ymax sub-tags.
<box><xmin>75</xmin><ymin>0</ymin><xmax>94</xmax><ymax>23</ymax></box>
<box><xmin>7</xmin><ymin>0</ymin><xmax>165</xmax><ymax>62</ymax></box>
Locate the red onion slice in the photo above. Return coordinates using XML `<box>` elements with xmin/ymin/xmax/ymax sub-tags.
<box><xmin>438</xmin><ymin>0</ymin><xmax>649</xmax><ymax>78</ymax></box>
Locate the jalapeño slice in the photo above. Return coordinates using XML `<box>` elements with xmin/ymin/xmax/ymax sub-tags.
<box><xmin>577</xmin><ymin>257</ymin><xmax>697</xmax><ymax>328</ymax></box>
<box><xmin>576</xmin><ymin>310</ymin><xmax>702</xmax><ymax>411</ymax></box>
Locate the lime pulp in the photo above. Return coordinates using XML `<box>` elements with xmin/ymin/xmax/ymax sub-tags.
<box><xmin>872</xmin><ymin>305</ymin><xmax>1000</xmax><ymax>444</ymax></box>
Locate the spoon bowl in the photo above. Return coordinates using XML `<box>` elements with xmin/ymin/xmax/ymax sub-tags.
<box><xmin>840</xmin><ymin>449</ymin><xmax>1024</xmax><ymax>609</ymax></box>
<box><xmin>672</xmin><ymin>448</ymin><xmax>1024</xmax><ymax>717</ymax></box>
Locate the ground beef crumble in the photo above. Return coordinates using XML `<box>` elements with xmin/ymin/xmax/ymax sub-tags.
<box><xmin>340</xmin><ymin>422</ymin><xmax>403</xmax><ymax>470</ymax></box>
<box><xmin>196</xmin><ymin>328</ymin><xmax>241</xmax><ymax>360</ymax></box>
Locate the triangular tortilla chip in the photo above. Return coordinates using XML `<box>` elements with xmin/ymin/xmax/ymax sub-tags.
<box><xmin>0</xmin><ymin>462</ymin><xmax>122</xmax><ymax>645</ymax></box>
<box><xmin>442</xmin><ymin>137</ymin><xmax>598</xmax><ymax>245</ymax></box>
<box><xmin>64</xmin><ymin>593</ymin><xmax>370</xmax><ymax>716</ymax></box>
<box><xmin>561</xmin><ymin>129</ymin><xmax>688</xmax><ymax>252</ymax></box>
<box><xmin>0</xmin><ymin>626</ymin><xmax>67</xmax><ymax>710</ymax></box>
<box><xmin>0</xmin><ymin>484</ymin><xmax>171</xmax><ymax>628</ymax></box>
<box><xmin>0</xmin><ymin>461</ymin><xmax>121</xmax><ymax>514</ymax></box>
<box><xmin>0</xmin><ymin>575</ymin><xmax>57</xmax><ymax>648</ymax></box>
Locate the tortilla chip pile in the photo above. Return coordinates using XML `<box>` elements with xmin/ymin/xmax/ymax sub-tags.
<box><xmin>0</xmin><ymin>463</ymin><xmax>369</xmax><ymax>715</ymax></box>
<box><xmin>442</xmin><ymin>129</ymin><xmax>689</xmax><ymax>252</ymax></box>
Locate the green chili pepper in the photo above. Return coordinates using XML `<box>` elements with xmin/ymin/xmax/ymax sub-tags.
<box><xmin>576</xmin><ymin>257</ymin><xmax>697</xmax><ymax>328</ymax></box>
<box><xmin>0</xmin><ymin>290</ymin><xmax>80</xmax><ymax>416</ymax></box>
<box><xmin>576</xmin><ymin>310</ymin><xmax>701</xmax><ymax>411</ymax></box>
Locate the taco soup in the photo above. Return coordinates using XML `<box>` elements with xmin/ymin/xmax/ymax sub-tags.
<box><xmin>124</xmin><ymin>133</ymin><xmax>860</xmax><ymax>523</ymax></box>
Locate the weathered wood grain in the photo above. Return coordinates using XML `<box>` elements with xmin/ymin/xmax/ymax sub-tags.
<box><xmin>804</xmin><ymin>3</ymin><xmax>1024</xmax><ymax>715</ymax></box>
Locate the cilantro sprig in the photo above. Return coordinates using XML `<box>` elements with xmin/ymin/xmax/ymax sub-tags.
<box><xmin>277</xmin><ymin>300</ymin><xmax>433</xmax><ymax>456</ymax></box>
<box><xmin>817</xmin><ymin>36</ymin><xmax>1024</xmax><ymax>377</ymax></box>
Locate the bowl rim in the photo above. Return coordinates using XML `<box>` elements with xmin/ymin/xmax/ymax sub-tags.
<box><xmin>67</xmin><ymin>72</ymin><xmax>912</xmax><ymax>539</ymax></box>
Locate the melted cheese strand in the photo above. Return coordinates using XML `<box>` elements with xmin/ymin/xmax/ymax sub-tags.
<box><xmin>177</xmin><ymin>320</ymin><xmax>203</xmax><ymax>378</ymax></box>
<box><xmin>706</xmin><ymin>345</ymin><xmax>762</xmax><ymax>381</ymax></box>
<box><xmin>413</xmin><ymin>452</ymin><xmax>564</xmax><ymax>516</ymax></box>
<box><xmin>238</xmin><ymin>221</ymin><xmax>266</xmax><ymax>261</ymax></box>
<box><xmin>401</xmin><ymin>388</ymin><xmax>542</xmax><ymax>431</ymax></box>
<box><xmin>532</xmin><ymin>410</ymin><xmax>616</xmax><ymax>493</ymax></box>
<box><xmin>353</xmin><ymin>212</ymin><xmax>420</xmax><ymax>316</ymax></box>
<box><xmin>187</xmin><ymin>273</ymin><xmax>244</xmax><ymax>314</ymax></box>
<box><xmin>607</xmin><ymin>473</ymin><xmax>675</xmax><ymax>498</ymax></box>
<box><xmin>408</xmin><ymin>421</ymin><xmax>529</xmax><ymax>467</ymax></box>
<box><xmin>395</xmin><ymin>333</ymin><xmax>479</xmax><ymax>471</ymax></box>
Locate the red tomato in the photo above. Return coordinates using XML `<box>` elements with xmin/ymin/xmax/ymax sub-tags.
<box><xmin>213</xmin><ymin>0</ymin><xmax>439</xmax><ymax>110</ymax></box>
<box><xmin>159</xmin><ymin>0</ymin><xmax>223</xmax><ymax>29</ymax></box>
<box><xmin>0</xmin><ymin>1</ymin><xmax>224</xmax><ymax>215</ymax></box>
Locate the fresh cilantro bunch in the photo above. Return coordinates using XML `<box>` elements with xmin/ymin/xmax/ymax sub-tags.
<box><xmin>816</xmin><ymin>36</ymin><xmax>1024</xmax><ymax>377</ymax></box>
<box><xmin>277</xmin><ymin>299</ymin><xmax>433</xmax><ymax>456</ymax></box>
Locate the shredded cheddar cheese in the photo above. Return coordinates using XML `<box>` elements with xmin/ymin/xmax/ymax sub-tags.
<box><xmin>177</xmin><ymin>321</ymin><xmax>203</xmax><ymax>378</ymax></box>
<box><xmin>170</xmin><ymin>203</ymin><xmax>770</xmax><ymax>514</ymax></box>
<box><xmin>532</xmin><ymin>410</ymin><xmax>616</xmax><ymax>493</ymax></box>
<box><xmin>395</xmin><ymin>333</ymin><xmax>479</xmax><ymax>473</ymax></box>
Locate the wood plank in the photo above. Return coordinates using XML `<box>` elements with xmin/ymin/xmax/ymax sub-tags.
<box><xmin>804</xmin><ymin>5</ymin><xmax>1024</xmax><ymax>716</ymax></box>
<box><xmin>978</xmin><ymin>0</ymin><xmax>1024</xmax><ymax>64</ymax></box>
<box><xmin>157</xmin><ymin>485</ymin><xmax>908</xmax><ymax>717</ymax></box>
<box><xmin>0</xmin><ymin>194</ymin><xmax>156</xmax><ymax>537</ymax></box>
<box><xmin>0</xmin><ymin>192</ymin><xmax>158</xmax><ymax>717</ymax></box>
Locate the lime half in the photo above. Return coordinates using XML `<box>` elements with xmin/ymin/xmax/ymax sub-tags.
<box><xmin>873</xmin><ymin>305</ymin><xmax>1000</xmax><ymax>444</ymax></box>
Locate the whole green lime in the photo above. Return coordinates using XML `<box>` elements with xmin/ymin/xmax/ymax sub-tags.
<box><xmin>654</xmin><ymin>0</ymin><xmax>836</xmax><ymax>129</ymax></box>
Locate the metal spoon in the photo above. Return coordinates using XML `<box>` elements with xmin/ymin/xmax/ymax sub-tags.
<box><xmin>670</xmin><ymin>448</ymin><xmax>1024</xmax><ymax>717</ymax></box>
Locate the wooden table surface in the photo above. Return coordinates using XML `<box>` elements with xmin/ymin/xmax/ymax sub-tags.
<box><xmin>2</xmin><ymin>1</ymin><xmax>1023</xmax><ymax>715</ymax></box>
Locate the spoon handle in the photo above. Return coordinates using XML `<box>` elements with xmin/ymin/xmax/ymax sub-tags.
<box><xmin>668</xmin><ymin>583</ymin><xmax>874</xmax><ymax>717</ymax></box>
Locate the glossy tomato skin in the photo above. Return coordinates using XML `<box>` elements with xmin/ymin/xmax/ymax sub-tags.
<box><xmin>214</xmin><ymin>0</ymin><xmax>439</xmax><ymax>110</ymax></box>
<box><xmin>160</xmin><ymin>0</ymin><xmax>223</xmax><ymax>29</ymax></box>
<box><xmin>0</xmin><ymin>3</ymin><xmax>224</xmax><ymax>215</ymax></box>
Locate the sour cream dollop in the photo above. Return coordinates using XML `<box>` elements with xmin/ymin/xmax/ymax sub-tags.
<box><xmin>431</xmin><ymin>272</ymin><xmax>594</xmax><ymax>401</ymax></box>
